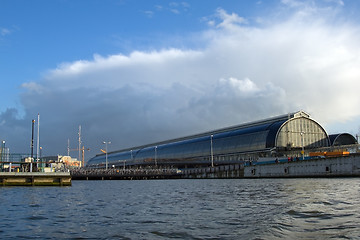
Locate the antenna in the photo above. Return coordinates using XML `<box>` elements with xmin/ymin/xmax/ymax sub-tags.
<box><xmin>67</xmin><ymin>138</ymin><xmax>70</xmax><ymax>156</ymax></box>
<box><xmin>30</xmin><ymin>119</ymin><xmax>35</xmax><ymax>172</ymax></box>
<box><xmin>36</xmin><ymin>113</ymin><xmax>40</xmax><ymax>161</ymax></box>
<box><xmin>78</xmin><ymin>125</ymin><xmax>82</xmax><ymax>162</ymax></box>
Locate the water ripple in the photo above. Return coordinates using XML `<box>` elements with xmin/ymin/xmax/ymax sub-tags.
<box><xmin>1</xmin><ymin>178</ymin><xmax>360</xmax><ymax>239</ymax></box>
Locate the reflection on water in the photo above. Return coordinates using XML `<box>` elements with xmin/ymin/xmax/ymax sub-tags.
<box><xmin>0</xmin><ymin>178</ymin><xmax>359</xmax><ymax>239</ymax></box>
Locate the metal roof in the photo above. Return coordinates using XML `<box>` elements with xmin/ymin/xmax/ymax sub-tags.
<box><xmin>329</xmin><ymin>133</ymin><xmax>358</xmax><ymax>146</ymax></box>
<box><xmin>98</xmin><ymin>111</ymin><xmax>309</xmax><ymax>156</ymax></box>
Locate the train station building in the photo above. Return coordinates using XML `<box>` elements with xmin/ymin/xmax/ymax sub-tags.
<box><xmin>87</xmin><ymin>111</ymin><xmax>357</xmax><ymax>168</ymax></box>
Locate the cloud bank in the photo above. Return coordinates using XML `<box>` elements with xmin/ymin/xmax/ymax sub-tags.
<box><xmin>1</xmin><ymin>1</ymin><xmax>360</xmax><ymax>158</ymax></box>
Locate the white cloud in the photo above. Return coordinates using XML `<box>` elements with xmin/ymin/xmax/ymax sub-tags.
<box><xmin>170</xmin><ymin>9</ymin><xmax>180</xmax><ymax>14</ymax></box>
<box><xmin>46</xmin><ymin>49</ymin><xmax>203</xmax><ymax>92</ymax></box>
<box><xmin>153</xmin><ymin>2</ymin><xmax>190</xmax><ymax>15</ymax></box>
<box><xmin>324</xmin><ymin>0</ymin><xmax>344</xmax><ymax>6</ymax></box>
<box><xmin>2</xmin><ymin>3</ymin><xmax>360</xmax><ymax>156</ymax></box>
<box><xmin>1</xmin><ymin>28</ymin><xmax>11</xmax><ymax>36</ymax></box>
<box><xmin>143</xmin><ymin>10</ymin><xmax>154</xmax><ymax>18</ymax></box>
<box><xmin>281</xmin><ymin>0</ymin><xmax>306</xmax><ymax>8</ymax></box>
<box><xmin>219</xmin><ymin>77</ymin><xmax>260</xmax><ymax>96</ymax></box>
<box><xmin>214</xmin><ymin>8</ymin><xmax>247</xmax><ymax>29</ymax></box>
<box><xmin>21</xmin><ymin>82</ymin><xmax>45</xmax><ymax>94</ymax></box>
<box><xmin>155</xmin><ymin>5</ymin><xmax>163</xmax><ymax>10</ymax></box>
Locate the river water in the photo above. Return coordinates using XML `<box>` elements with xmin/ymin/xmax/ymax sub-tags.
<box><xmin>1</xmin><ymin>178</ymin><xmax>360</xmax><ymax>239</ymax></box>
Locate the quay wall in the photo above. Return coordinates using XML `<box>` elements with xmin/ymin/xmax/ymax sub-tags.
<box><xmin>72</xmin><ymin>155</ymin><xmax>360</xmax><ymax>180</ymax></box>
<box><xmin>71</xmin><ymin>168</ymin><xmax>183</xmax><ymax>180</ymax></box>
<box><xmin>181</xmin><ymin>164</ymin><xmax>244</xmax><ymax>179</ymax></box>
<box><xmin>244</xmin><ymin>155</ymin><xmax>360</xmax><ymax>178</ymax></box>
<box><xmin>177</xmin><ymin>156</ymin><xmax>360</xmax><ymax>178</ymax></box>
<box><xmin>72</xmin><ymin>164</ymin><xmax>245</xmax><ymax>180</ymax></box>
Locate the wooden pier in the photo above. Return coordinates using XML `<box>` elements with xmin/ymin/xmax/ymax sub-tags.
<box><xmin>0</xmin><ymin>172</ymin><xmax>72</xmax><ymax>186</ymax></box>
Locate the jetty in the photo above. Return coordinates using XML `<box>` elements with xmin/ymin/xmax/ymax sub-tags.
<box><xmin>0</xmin><ymin>172</ymin><xmax>71</xmax><ymax>186</ymax></box>
<box><xmin>71</xmin><ymin>168</ymin><xmax>181</xmax><ymax>180</ymax></box>
<box><xmin>0</xmin><ymin>154</ymin><xmax>73</xmax><ymax>186</ymax></box>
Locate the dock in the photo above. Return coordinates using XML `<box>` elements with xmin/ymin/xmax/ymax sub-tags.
<box><xmin>0</xmin><ymin>172</ymin><xmax>72</xmax><ymax>186</ymax></box>
<box><xmin>71</xmin><ymin>154</ymin><xmax>360</xmax><ymax>180</ymax></box>
<box><xmin>71</xmin><ymin>168</ymin><xmax>182</xmax><ymax>180</ymax></box>
<box><xmin>244</xmin><ymin>154</ymin><xmax>360</xmax><ymax>178</ymax></box>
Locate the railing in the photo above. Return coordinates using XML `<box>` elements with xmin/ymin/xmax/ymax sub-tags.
<box><xmin>70</xmin><ymin>167</ymin><xmax>183</xmax><ymax>180</ymax></box>
<box><xmin>0</xmin><ymin>154</ymin><xmax>68</xmax><ymax>173</ymax></box>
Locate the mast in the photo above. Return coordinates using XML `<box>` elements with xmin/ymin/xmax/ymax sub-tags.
<box><xmin>30</xmin><ymin>119</ymin><xmax>35</xmax><ymax>172</ymax></box>
<box><xmin>78</xmin><ymin>125</ymin><xmax>81</xmax><ymax>162</ymax></box>
<box><xmin>36</xmin><ymin>113</ymin><xmax>40</xmax><ymax>162</ymax></box>
<box><xmin>31</xmin><ymin>119</ymin><xmax>35</xmax><ymax>159</ymax></box>
<box><xmin>67</xmin><ymin>138</ymin><xmax>70</xmax><ymax>156</ymax></box>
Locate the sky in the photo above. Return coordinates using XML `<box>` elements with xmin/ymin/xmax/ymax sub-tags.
<box><xmin>1</xmin><ymin>0</ymin><xmax>360</xmax><ymax>160</ymax></box>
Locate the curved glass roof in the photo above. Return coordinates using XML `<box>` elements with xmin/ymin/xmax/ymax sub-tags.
<box><xmin>87</xmin><ymin>111</ymin><xmax>334</xmax><ymax>167</ymax></box>
<box><xmin>329</xmin><ymin>133</ymin><xmax>357</xmax><ymax>146</ymax></box>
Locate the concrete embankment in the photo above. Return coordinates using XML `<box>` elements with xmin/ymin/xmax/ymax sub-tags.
<box><xmin>71</xmin><ymin>155</ymin><xmax>360</xmax><ymax>180</ymax></box>
<box><xmin>181</xmin><ymin>164</ymin><xmax>244</xmax><ymax>179</ymax></box>
<box><xmin>180</xmin><ymin>155</ymin><xmax>360</xmax><ymax>179</ymax></box>
<box><xmin>244</xmin><ymin>155</ymin><xmax>360</xmax><ymax>178</ymax></box>
<box><xmin>0</xmin><ymin>172</ymin><xmax>72</xmax><ymax>186</ymax></box>
<box><xmin>72</xmin><ymin>165</ymin><xmax>245</xmax><ymax>180</ymax></box>
<box><xmin>71</xmin><ymin>168</ymin><xmax>182</xmax><ymax>180</ymax></box>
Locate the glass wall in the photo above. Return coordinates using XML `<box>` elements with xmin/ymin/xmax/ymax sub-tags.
<box><xmin>276</xmin><ymin>117</ymin><xmax>329</xmax><ymax>149</ymax></box>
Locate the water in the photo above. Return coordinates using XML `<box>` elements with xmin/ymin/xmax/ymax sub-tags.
<box><xmin>1</xmin><ymin>178</ymin><xmax>360</xmax><ymax>239</ymax></box>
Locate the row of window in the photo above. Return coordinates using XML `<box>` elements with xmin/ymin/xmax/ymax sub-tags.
<box><xmin>88</xmin><ymin>117</ymin><xmax>330</xmax><ymax>167</ymax></box>
<box><xmin>88</xmin><ymin>129</ymin><xmax>272</xmax><ymax>167</ymax></box>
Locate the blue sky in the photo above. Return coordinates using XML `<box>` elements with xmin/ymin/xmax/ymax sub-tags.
<box><xmin>1</xmin><ymin>0</ymin><xmax>360</xmax><ymax>158</ymax></box>
<box><xmin>1</xmin><ymin>0</ymin><xmax>266</xmax><ymax>112</ymax></box>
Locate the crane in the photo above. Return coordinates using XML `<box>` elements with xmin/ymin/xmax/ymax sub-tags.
<box><xmin>68</xmin><ymin>146</ymin><xmax>90</xmax><ymax>168</ymax></box>
<box><xmin>66</xmin><ymin>126</ymin><xmax>90</xmax><ymax>167</ymax></box>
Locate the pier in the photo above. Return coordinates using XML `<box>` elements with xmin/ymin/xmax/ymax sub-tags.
<box><xmin>0</xmin><ymin>172</ymin><xmax>71</xmax><ymax>186</ymax></box>
<box><xmin>71</xmin><ymin>154</ymin><xmax>360</xmax><ymax>180</ymax></box>
<box><xmin>71</xmin><ymin>168</ymin><xmax>182</xmax><ymax>180</ymax></box>
<box><xmin>0</xmin><ymin>154</ymin><xmax>73</xmax><ymax>186</ymax></box>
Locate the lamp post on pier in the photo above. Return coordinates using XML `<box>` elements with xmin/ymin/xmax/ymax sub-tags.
<box><xmin>300</xmin><ymin>132</ymin><xmax>305</xmax><ymax>160</ymax></box>
<box><xmin>103</xmin><ymin>141</ymin><xmax>111</xmax><ymax>170</ymax></box>
<box><xmin>210</xmin><ymin>134</ymin><xmax>214</xmax><ymax>168</ymax></box>
<box><xmin>155</xmin><ymin>146</ymin><xmax>158</xmax><ymax>167</ymax></box>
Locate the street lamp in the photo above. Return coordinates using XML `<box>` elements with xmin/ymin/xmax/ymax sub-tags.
<box><xmin>210</xmin><ymin>134</ymin><xmax>214</xmax><ymax>168</ymax></box>
<box><xmin>39</xmin><ymin>147</ymin><xmax>43</xmax><ymax>170</ymax></box>
<box><xmin>300</xmin><ymin>132</ymin><xmax>304</xmax><ymax>160</ymax></box>
<box><xmin>155</xmin><ymin>146</ymin><xmax>157</xmax><ymax>167</ymax></box>
<box><xmin>103</xmin><ymin>141</ymin><xmax>111</xmax><ymax>170</ymax></box>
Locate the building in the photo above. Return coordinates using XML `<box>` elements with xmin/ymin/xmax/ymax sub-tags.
<box><xmin>86</xmin><ymin>111</ymin><xmax>357</xmax><ymax>169</ymax></box>
<box><xmin>41</xmin><ymin>155</ymin><xmax>82</xmax><ymax>172</ymax></box>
